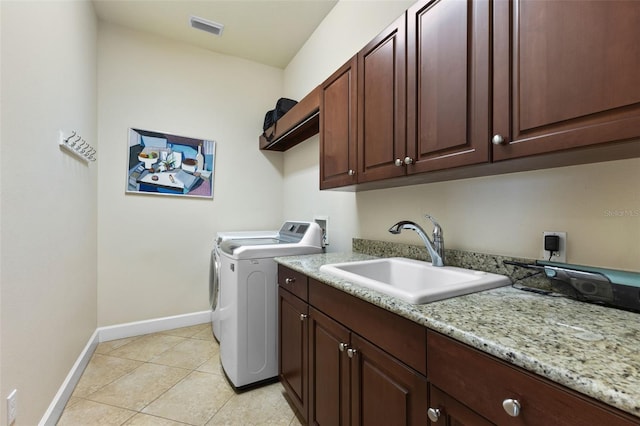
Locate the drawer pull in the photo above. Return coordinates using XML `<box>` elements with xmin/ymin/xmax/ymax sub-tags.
<box><xmin>284</xmin><ymin>277</ymin><xmax>296</xmax><ymax>285</ymax></box>
<box><xmin>427</xmin><ymin>408</ymin><xmax>441</xmax><ymax>422</ymax></box>
<box><xmin>347</xmin><ymin>348</ymin><xmax>357</xmax><ymax>358</ymax></box>
<box><xmin>502</xmin><ymin>398</ymin><xmax>521</xmax><ymax>417</ymax></box>
<box><xmin>299</xmin><ymin>313</ymin><xmax>308</xmax><ymax>321</ymax></box>
<box><xmin>338</xmin><ymin>342</ymin><xmax>348</xmax><ymax>352</ymax></box>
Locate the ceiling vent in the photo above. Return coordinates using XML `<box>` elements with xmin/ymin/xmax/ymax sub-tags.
<box><xmin>190</xmin><ymin>16</ymin><xmax>224</xmax><ymax>37</ymax></box>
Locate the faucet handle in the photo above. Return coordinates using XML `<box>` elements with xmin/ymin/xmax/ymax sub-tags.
<box><xmin>424</xmin><ymin>214</ymin><xmax>442</xmax><ymax>237</ymax></box>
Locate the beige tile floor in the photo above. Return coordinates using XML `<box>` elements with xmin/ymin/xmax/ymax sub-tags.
<box><xmin>57</xmin><ymin>323</ymin><xmax>303</xmax><ymax>426</ymax></box>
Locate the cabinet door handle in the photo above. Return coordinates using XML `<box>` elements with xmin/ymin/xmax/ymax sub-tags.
<box><xmin>284</xmin><ymin>277</ymin><xmax>296</xmax><ymax>285</ymax></box>
<box><xmin>502</xmin><ymin>398</ymin><xmax>521</xmax><ymax>417</ymax></box>
<box><xmin>347</xmin><ymin>348</ymin><xmax>357</xmax><ymax>358</ymax></box>
<box><xmin>299</xmin><ymin>313</ymin><xmax>308</xmax><ymax>321</ymax></box>
<box><xmin>427</xmin><ymin>408</ymin><xmax>441</xmax><ymax>422</ymax></box>
<box><xmin>403</xmin><ymin>156</ymin><xmax>414</xmax><ymax>165</ymax></box>
<box><xmin>348</xmin><ymin>169</ymin><xmax>356</xmax><ymax>176</ymax></box>
<box><xmin>394</xmin><ymin>158</ymin><xmax>403</xmax><ymax>167</ymax></box>
<box><xmin>492</xmin><ymin>134</ymin><xmax>506</xmax><ymax>145</ymax></box>
<box><xmin>338</xmin><ymin>342</ymin><xmax>348</xmax><ymax>352</ymax></box>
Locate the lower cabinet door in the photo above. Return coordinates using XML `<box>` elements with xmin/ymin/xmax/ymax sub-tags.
<box><xmin>350</xmin><ymin>334</ymin><xmax>428</xmax><ymax>426</ymax></box>
<box><xmin>428</xmin><ymin>384</ymin><xmax>494</xmax><ymax>426</ymax></box>
<box><xmin>309</xmin><ymin>307</ymin><xmax>351</xmax><ymax>426</ymax></box>
<box><xmin>278</xmin><ymin>288</ymin><xmax>308</xmax><ymax>422</ymax></box>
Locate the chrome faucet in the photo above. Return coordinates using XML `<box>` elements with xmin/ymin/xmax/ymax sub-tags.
<box><xmin>388</xmin><ymin>214</ymin><xmax>445</xmax><ymax>267</ymax></box>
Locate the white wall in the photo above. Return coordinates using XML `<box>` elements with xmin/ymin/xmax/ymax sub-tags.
<box><xmin>283</xmin><ymin>1</ymin><xmax>640</xmax><ymax>271</ymax></box>
<box><xmin>97</xmin><ymin>23</ymin><xmax>285</xmax><ymax>326</ymax></box>
<box><xmin>0</xmin><ymin>1</ymin><xmax>98</xmax><ymax>424</ymax></box>
<box><xmin>283</xmin><ymin>0</ymin><xmax>413</xmax><ymax>253</ymax></box>
<box><xmin>356</xmin><ymin>158</ymin><xmax>640</xmax><ymax>270</ymax></box>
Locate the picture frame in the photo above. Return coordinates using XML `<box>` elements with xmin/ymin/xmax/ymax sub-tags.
<box><xmin>126</xmin><ymin>128</ymin><xmax>216</xmax><ymax>199</ymax></box>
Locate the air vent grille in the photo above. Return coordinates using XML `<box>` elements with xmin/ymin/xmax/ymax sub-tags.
<box><xmin>190</xmin><ymin>16</ymin><xmax>224</xmax><ymax>36</ymax></box>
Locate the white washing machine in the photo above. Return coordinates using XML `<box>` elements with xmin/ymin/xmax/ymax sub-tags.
<box><xmin>210</xmin><ymin>230</ymin><xmax>278</xmax><ymax>341</ymax></box>
<box><xmin>218</xmin><ymin>221</ymin><xmax>323</xmax><ymax>390</ymax></box>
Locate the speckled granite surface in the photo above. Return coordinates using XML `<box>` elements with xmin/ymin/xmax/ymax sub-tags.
<box><xmin>274</xmin><ymin>251</ymin><xmax>640</xmax><ymax>419</ymax></box>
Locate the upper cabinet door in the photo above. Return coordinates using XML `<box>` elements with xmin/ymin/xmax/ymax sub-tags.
<box><xmin>320</xmin><ymin>57</ymin><xmax>358</xmax><ymax>189</ymax></box>
<box><xmin>493</xmin><ymin>0</ymin><xmax>640</xmax><ymax>161</ymax></box>
<box><xmin>407</xmin><ymin>0</ymin><xmax>491</xmax><ymax>173</ymax></box>
<box><xmin>357</xmin><ymin>14</ymin><xmax>407</xmax><ymax>183</ymax></box>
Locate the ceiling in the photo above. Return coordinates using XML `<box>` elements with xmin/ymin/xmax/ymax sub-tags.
<box><xmin>92</xmin><ymin>0</ymin><xmax>339</xmax><ymax>69</ymax></box>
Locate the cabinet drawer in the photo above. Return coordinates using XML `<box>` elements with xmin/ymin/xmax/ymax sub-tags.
<box><xmin>427</xmin><ymin>330</ymin><xmax>638</xmax><ymax>425</ymax></box>
<box><xmin>310</xmin><ymin>278</ymin><xmax>426</xmax><ymax>375</ymax></box>
<box><xmin>278</xmin><ymin>265</ymin><xmax>308</xmax><ymax>301</ymax></box>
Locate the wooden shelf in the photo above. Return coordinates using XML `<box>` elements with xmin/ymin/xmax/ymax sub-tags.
<box><xmin>260</xmin><ymin>86</ymin><xmax>320</xmax><ymax>151</ymax></box>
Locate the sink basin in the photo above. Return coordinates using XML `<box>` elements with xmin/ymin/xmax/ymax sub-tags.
<box><xmin>318</xmin><ymin>257</ymin><xmax>510</xmax><ymax>304</ymax></box>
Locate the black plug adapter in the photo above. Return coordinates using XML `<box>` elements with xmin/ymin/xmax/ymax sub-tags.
<box><xmin>544</xmin><ymin>235</ymin><xmax>560</xmax><ymax>253</ymax></box>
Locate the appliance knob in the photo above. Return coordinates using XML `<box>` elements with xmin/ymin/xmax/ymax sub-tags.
<box><xmin>427</xmin><ymin>408</ymin><xmax>441</xmax><ymax>422</ymax></box>
<box><xmin>404</xmin><ymin>156</ymin><xmax>414</xmax><ymax>165</ymax></box>
<box><xmin>502</xmin><ymin>398</ymin><xmax>521</xmax><ymax>417</ymax></box>
<box><xmin>394</xmin><ymin>158</ymin><xmax>403</xmax><ymax>167</ymax></box>
<box><xmin>284</xmin><ymin>277</ymin><xmax>296</xmax><ymax>284</ymax></box>
<box><xmin>348</xmin><ymin>169</ymin><xmax>355</xmax><ymax>176</ymax></box>
<box><xmin>492</xmin><ymin>134</ymin><xmax>506</xmax><ymax>145</ymax></box>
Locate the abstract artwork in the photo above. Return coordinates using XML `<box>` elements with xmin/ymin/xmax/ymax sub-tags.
<box><xmin>126</xmin><ymin>128</ymin><xmax>216</xmax><ymax>199</ymax></box>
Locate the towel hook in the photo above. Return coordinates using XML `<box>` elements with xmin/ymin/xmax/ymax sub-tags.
<box><xmin>64</xmin><ymin>130</ymin><xmax>77</xmax><ymax>144</ymax></box>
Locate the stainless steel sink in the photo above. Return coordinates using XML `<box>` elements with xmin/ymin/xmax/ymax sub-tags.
<box><xmin>319</xmin><ymin>257</ymin><xmax>510</xmax><ymax>304</ymax></box>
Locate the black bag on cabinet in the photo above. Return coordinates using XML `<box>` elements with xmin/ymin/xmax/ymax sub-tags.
<box><xmin>262</xmin><ymin>97</ymin><xmax>298</xmax><ymax>141</ymax></box>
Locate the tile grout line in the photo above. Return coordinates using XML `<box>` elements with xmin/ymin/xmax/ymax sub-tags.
<box><xmin>60</xmin><ymin>324</ymin><xmax>298</xmax><ymax>426</ymax></box>
<box><xmin>121</xmin><ymin>328</ymin><xmax>219</xmax><ymax>425</ymax></box>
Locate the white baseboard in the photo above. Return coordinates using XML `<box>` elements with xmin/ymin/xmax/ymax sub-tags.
<box><xmin>39</xmin><ymin>310</ymin><xmax>212</xmax><ymax>426</ymax></box>
<box><xmin>38</xmin><ymin>329</ymin><xmax>99</xmax><ymax>426</ymax></box>
<box><xmin>98</xmin><ymin>310</ymin><xmax>212</xmax><ymax>342</ymax></box>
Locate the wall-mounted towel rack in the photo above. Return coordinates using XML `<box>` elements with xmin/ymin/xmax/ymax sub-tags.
<box><xmin>59</xmin><ymin>130</ymin><xmax>97</xmax><ymax>163</ymax></box>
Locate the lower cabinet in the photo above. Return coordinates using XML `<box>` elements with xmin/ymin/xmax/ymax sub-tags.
<box><xmin>427</xmin><ymin>330</ymin><xmax>639</xmax><ymax>426</ymax></box>
<box><xmin>279</xmin><ymin>266</ymin><xmax>428</xmax><ymax>426</ymax></box>
<box><xmin>278</xmin><ymin>287</ymin><xmax>309</xmax><ymax>422</ymax></box>
<box><xmin>428</xmin><ymin>384</ymin><xmax>493</xmax><ymax>426</ymax></box>
<box><xmin>350</xmin><ymin>334</ymin><xmax>427</xmax><ymax>426</ymax></box>
<box><xmin>308</xmin><ymin>308</ymin><xmax>428</xmax><ymax>426</ymax></box>
<box><xmin>278</xmin><ymin>266</ymin><xmax>639</xmax><ymax>426</ymax></box>
<box><xmin>308</xmin><ymin>307</ymin><xmax>350</xmax><ymax>425</ymax></box>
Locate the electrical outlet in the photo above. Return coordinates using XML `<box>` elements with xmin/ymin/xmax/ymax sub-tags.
<box><xmin>7</xmin><ymin>389</ymin><xmax>17</xmax><ymax>425</ymax></box>
<box><xmin>542</xmin><ymin>231</ymin><xmax>567</xmax><ymax>263</ymax></box>
<box><xmin>314</xmin><ymin>216</ymin><xmax>329</xmax><ymax>247</ymax></box>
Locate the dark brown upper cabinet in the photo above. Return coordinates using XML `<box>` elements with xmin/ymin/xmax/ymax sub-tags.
<box><xmin>317</xmin><ymin>0</ymin><xmax>640</xmax><ymax>191</ymax></box>
<box><xmin>356</xmin><ymin>13</ymin><xmax>407</xmax><ymax>184</ymax></box>
<box><xmin>406</xmin><ymin>0</ymin><xmax>491</xmax><ymax>173</ymax></box>
<box><xmin>320</xmin><ymin>57</ymin><xmax>358</xmax><ymax>190</ymax></box>
<box><xmin>356</xmin><ymin>0</ymin><xmax>490</xmax><ymax>184</ymax></box>
<box><xmin>492</xmin><ymin>0</ymin><xmax>640</xmax><ymax>161</ymax></box>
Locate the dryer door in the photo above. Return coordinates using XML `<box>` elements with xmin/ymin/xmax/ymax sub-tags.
<box><xmin>209</xmin><ymin>248</ymin><xmax>221</xmax><ymax>309</ymax></box>
<box><xmin>210</xmin><ymin>248</ymin><xmax>222</xmax><ymax>341</ymax></box>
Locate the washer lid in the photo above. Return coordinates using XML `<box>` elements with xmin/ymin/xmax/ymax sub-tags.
<box><xmin>222</xmin><ymin>244</ymin><xmax>323</xmax><ymax>260</ymax></box>
<box><xmin>215</xmin><ymin>230</ymin><xmax>278</xmax><ymax>246</ymax></box>
<box><xmin>220</xmin><ymin>221</ymin><xmax>323</xmax><ymax>259</ymax></box>
<box><xmin>220</xmin><ymin>237</ymin><xmax>283</xmax><ymax>254</ymax></box>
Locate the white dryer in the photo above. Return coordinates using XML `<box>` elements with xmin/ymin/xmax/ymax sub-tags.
<box><xmin>218</xmin><ymin>221</ymin><xmax>323</xmax><ymax>390</ymax></box>
<box><xmin>210</xmin><ymin>230</ymin><xmax>278</xmax><ymax>342</ymax></box>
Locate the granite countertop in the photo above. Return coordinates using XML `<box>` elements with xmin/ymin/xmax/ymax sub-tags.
<box><xmin>275</xmin><ymin>252</ymin><xmax>640</xmax><ymax>419</ymax></box>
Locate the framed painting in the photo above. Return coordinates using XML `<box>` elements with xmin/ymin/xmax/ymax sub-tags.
<box><xmin>126</xmin><ymin>128</ymin><xmax>216</xmax><ymax>199</ymax></box>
